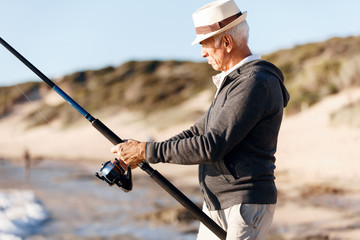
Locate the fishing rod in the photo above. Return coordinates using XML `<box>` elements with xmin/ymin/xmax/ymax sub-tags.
<box><xmin>0</xmin><ymin>37</ymin><xmax>226</xmax><ymax>239</ymax></box>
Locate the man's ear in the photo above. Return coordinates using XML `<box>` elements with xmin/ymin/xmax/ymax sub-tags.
<box><xmin>222</xmin><ymin>34</ymin><xmax>233</xmax><ymax>53</ymax></box>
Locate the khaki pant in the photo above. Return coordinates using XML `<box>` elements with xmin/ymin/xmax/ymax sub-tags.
<box><xmin>196</xmin><ymin>203</ymin><xmax>275</xmax><ymax>240</ymax></box>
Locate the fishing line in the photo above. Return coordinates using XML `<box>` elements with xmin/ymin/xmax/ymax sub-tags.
<box><xmin>16</xmin><ymin>83</ymin><xmax>103</xmax><ymax>190</ymax></box>
<box><xmin>15</xmin><ymin>84</ymin><xmax>50</xmax><ymax>124</ymax></box>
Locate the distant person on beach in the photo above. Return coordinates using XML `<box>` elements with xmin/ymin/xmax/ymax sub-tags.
<box><xmin>24</xmin><ymin>148</ymin><xmax>31</xmax><ymax>179</ymax></box>
<box><xmin>111</xmin><ymin>0</ymin><xmax>289</xmax><ymax>239</ymax></box>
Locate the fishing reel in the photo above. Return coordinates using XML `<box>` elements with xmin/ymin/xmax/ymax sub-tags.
<box><xmin>95</xmin><ymin>158</ymin><xmax>133</xmax><ymax>192</ymax></box>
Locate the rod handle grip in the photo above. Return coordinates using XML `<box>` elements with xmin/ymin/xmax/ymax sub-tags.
<box><xmin>139</xmin><ymin>162</ymin><xmax>227</xmax><ymax>240</ymax></box>
<box><xmin>91</xmin><ymin>119</ymin><xmax>124</xmax><ymax>145</ymax></box>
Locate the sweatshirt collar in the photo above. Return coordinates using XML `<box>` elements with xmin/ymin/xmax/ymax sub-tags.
<box><xmin>212</xmin><ymin>54</ymin><xmax>261</xmax><ymax>97</ymax></box>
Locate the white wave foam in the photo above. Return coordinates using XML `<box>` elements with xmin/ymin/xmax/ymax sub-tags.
<box><xmin>0</xmin><ymin>190</ymin><xmax>49</xmax><ymax>239</ymax></box>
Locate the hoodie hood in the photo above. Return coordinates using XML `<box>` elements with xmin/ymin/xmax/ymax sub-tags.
<box><xmin>242</xmin><ymin>60</ymin><xmax>290</xmax><ymax>107</ymax></box>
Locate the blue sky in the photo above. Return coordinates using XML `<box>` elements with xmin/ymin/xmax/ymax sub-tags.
<box><xmin>0</xmin><ymin>0</ymin><xmax>359</xmax><ymax>86</ymax></box>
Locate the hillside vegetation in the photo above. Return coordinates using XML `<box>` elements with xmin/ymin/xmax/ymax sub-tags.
<box><xmin>0</xmin><ymin>61</ymin><xmax>217</xmax><ymax>127</ymax></box>
<box><xmin>264</xmin><ymin>35</ymin><xmax>360</xmax><ymax>114</ymax></box>
<box><xmin>1</xmin><ymin>35</ymin><xmax>359</xmax><ymax>127</ymax></box>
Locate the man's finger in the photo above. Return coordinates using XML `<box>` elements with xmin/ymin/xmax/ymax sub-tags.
<box><xmin>117</xmin><ymin>159</ymin><xmax>128</xmax><ymax>169</ymax></box>
<box><xmin>111</xmin><ymin>144</ymin><xmax>120</xmax><ymax>153</ymax></box>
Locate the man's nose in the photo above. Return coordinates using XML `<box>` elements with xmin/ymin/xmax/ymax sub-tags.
<box><xmin>201</xmin><ymin>48</ymin><xmax>208</xmax><ymax>58</ymax></box>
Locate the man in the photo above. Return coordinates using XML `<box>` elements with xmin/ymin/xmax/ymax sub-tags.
<box><xmin>111</xmin><ymin>0</ymin><xmax>290</xmax><ymax>239</ymax></box>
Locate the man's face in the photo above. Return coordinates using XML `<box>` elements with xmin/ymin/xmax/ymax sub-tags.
<box><xmin>200</xmin><ymin>37</ymin><xmax>227</xmax><ymax>71</ymax></box>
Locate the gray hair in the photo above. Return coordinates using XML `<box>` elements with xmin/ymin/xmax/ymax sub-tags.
<box><xmin>213</xmin><ymin>20</ymin><xmax>249</xmax><ymax>48</ymax></box>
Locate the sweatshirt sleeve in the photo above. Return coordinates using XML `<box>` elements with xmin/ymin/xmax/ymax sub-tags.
<box><xmin>145</xmin><ymin>74</ymin><xmax>269</xmax><ymax>165</ymax></box>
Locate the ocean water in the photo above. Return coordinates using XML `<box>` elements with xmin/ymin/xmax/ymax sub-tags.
<box><xmin>0</xmin><ymin>159</ymin><xmax>200</xmax><ymax>240</ymax></box>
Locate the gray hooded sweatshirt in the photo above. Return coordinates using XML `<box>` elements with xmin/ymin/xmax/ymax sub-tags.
<box><xmin>145</xmin><ymin>60</ymin><xmax>290</xmax><ymax>210</ymax></box>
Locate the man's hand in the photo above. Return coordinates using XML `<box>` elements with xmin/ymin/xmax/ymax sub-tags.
<box><xmin>111</xmin><ymin>139</ymin><xmax>146</xmax><ymax>169</ymax></box>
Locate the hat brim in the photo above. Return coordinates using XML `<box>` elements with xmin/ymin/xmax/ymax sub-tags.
<box><xmin>191</xmin><ymin>11</ymin><xmax>247</xmax><ymax>46</ymax></box>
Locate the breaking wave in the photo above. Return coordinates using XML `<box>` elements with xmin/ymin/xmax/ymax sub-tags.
<box><xmin>0</xmin><ymin>190</ymin><xmax>49</xmax><ymax>240</ymax></box>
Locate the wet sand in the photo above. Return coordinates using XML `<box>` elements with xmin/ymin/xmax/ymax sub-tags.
<box><xmin>2</xmin><ymin>157</ymin><xmax>360</xmax><ymax>240</ymax></box>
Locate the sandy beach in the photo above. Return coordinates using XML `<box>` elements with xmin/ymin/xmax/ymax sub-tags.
<box><xmin>1</xmin><ymin>87</ymin><xmax>360</xmax><ymax>239</ymax></box>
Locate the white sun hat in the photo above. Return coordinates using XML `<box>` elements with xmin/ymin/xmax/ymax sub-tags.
<box><xmin>191</xmin><ymin>0</ymin><xmax>247</xmax><ymax>45</ymax></box>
